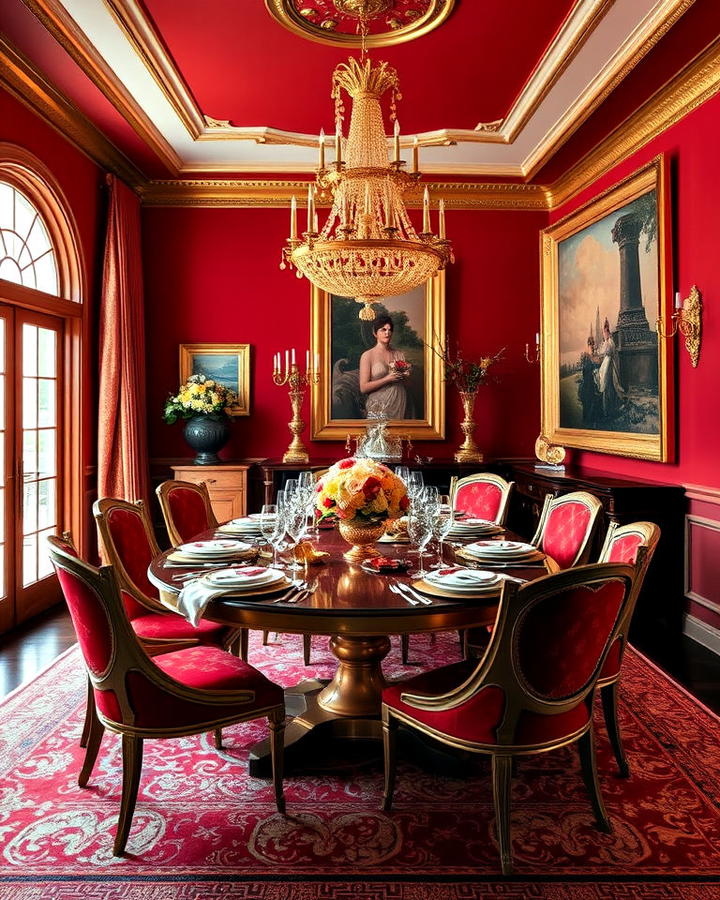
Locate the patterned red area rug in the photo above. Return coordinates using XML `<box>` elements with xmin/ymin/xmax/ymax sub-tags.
<box><xmin>1</xmin><ymin>631</ymin><xmax>719</xmax><ymax>899</ymax></box>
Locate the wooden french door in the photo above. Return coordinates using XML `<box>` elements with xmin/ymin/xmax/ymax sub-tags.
<box><xmin>0</xmin><ymin>304</ymin><xmax>63</xmax><ymax>632</ymax></box>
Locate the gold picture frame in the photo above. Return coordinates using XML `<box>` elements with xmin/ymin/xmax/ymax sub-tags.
<box><xmin>310</xmin><ymin>274</ymin><xmax>446</xmax><ymax>441</ymax></box>
<box><xmin>179</xmin><ymin>343</ymin><xmax>251</xmax><ymax>417</ymax></box>
<box><xmin>540</xmin><ymin>156</ymin><xmax>675</xmax><ymax>462</ymax></box>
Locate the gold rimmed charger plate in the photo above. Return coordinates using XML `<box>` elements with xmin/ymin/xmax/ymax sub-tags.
<box><xmin>205</xmin><ymin>575</ymin><xmax>293</xmax><ymax>601</ymax></box>
<box><xmin>456</xmin><ymin>548</ymin><xmax>546</xmax><ymax>566</ymax></box>
<box><xmin>449</xmin><ymin>524</ymin><xmax>504</xmax><ymax>538</ymax></box>
<box><xmin>412</xmin><ymin>578</ymin><xmax>502</xmax><ymax>600</ymax></box>
<box><xmin>167</xmin><ymin>550</ymin><xmax>256</xmax><ymax>564</ymax></box>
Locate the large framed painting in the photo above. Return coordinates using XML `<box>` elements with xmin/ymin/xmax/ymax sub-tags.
<box><xmin>179</xmin><ymin>343</ymin><xmax>251</xmax><ymax>416</ymax></box>
<box><xmin>540</xmin><ymin>157</ymin><xmax>675</xmax><ymax>461</ymax></box>
<box><xmin>310</xmin><ymin>274</ymin><xmax>445</xmax><ymax>440</ymax></box>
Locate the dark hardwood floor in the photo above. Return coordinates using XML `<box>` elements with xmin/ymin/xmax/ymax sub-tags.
<box><xmin>1</xmin><ymin>603</ymin><xmax>718</xmax><ymax>713</ymax></box>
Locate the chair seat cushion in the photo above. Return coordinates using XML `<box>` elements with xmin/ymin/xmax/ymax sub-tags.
<box><xmin>121</xmin><ymin>646</ymin><xmax>284</xmax><ymax>730</ymax></box>
<box><xmin>383</xmin><ymin>661</ymin><xmax>591</xmax><ymax>748</ymax></box>
<box><xmin>130</xmin><ymin>611</ymin><xmax>231</xmax><ymax>646</ymax></box>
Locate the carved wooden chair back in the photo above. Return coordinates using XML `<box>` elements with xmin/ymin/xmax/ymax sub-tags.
<box><xmin>156</xmin><ymin>479</ymin><xmax>218</xmax><ymax>546</ymax></box>
<box><xmin>531</xmin><ymin>490</ymin><xmax>604</xmax><ymax>569</ymax></box>
<box><xmin>449</xmin><ymin>472</ymin><xmax>514</xmax><ymax>525</ymax></box>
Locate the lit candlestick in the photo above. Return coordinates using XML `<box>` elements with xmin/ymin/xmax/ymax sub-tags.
<box><xmin>675</xmin><ymin>291</ymin><xmax>682</xmax><ymax>309</ymax></box>
<box><xmin>535</xmin><ymin>332</ymin><xmax>540</xmax><ymax>344</ymax></box>
<box><xmin>313</xmin><ymin>212</ymin><xmax>319</xmax><ymax>234</ymax></box>
<box><xmin>318</xmin><ymin>129</ymin><xmax>325</xmax><ymax>170</ymax></box>
<box><xmin>412</xmin><ymin>135</ymin><xmax>419</xmax><ymax>173</ymax></box>
<box><xmin>384</xmin><ymin>179</ymin><xmax>392</xmax><ymax>228</ymax></box>
<box><xmin>290</xmin><ymin>195</ymin><xmax>297</xmax><ymax>240</ymax></box>
<box><xmin>335</xmin><ymin>123</ymin><xmax>342</xmax><ymax>164</ymax></box>
<box><xmin>285</xmin><ymin>349</ymin><xmax>289</xmax><ymax>373</ymax></box>
<box><xmin>438</xmin><ymin>198</ymin><xmax>446</xmax><ymax>239</ymax></box>
<box><xmin>291</xmin><ymin>348</ymin><xmax>296</xmax><ymax>366</ymax></box>
<box><xmin>393</xmin><ymin>119</ymin><xmax>400</xmax><ymax>164</ymax></box>
<box><xmin>422</xmin><ymin>186</ymin><xmax>430</xmax><ymax>233</ymax></box>
<box><xmin>307</xmin><ymin>185</ymin><xmax>314</xmax><ymax>232</ymax></box>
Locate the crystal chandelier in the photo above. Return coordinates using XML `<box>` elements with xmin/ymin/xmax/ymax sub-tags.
<box><xmin>282</xmin><ymin>49</ymin><xmax>453</xmax><ymax>320</ymax></box>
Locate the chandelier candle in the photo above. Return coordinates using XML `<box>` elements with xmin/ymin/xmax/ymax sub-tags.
<box><xmin>282</xmin><ymin>55</ymin><xmax>453</xmax><ymax>320</ymax></box>
<box><xmin>272</xmin><ymin>351</ymin><xmax>320</xmax><ymax>464</ymax></box>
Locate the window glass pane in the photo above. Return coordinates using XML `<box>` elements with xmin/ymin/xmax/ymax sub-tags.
<box><xmin>23</xmin><ymin>533</ymin><xmax>37</xmax><ymax>587</ymax></box>
<box><xmin>38</xmin><ymin>429</ymin><xmax>55</xmax><ymax>477</ymax></box>
<box><xmin>23</xmin><ymin>377</ymin><xmax>37</xmax><ymax>429</ymax></box>
<box><xmin>23</xmin><ymin>430</ymin><xmax>37</xmax><ymax>480</ymax></box>
<box><xmin>23</xmin><ymin>480</ymin><xmax>37</xmax><ymax>534</ymax></box>
<box><xmin>3</xmin><ymin>231</ymin><xmax>22</xmax><ymax>261</ymax></box>
<box><xmin>0</xmin><ymin>182</ymin><xmax>13</xmax><ymax>229</ymax></box>
<box><xmin>23</xmin><ymin>325</ymin><xmax>37</xmax><ymax>376</ymax></box>
<box><xmin>34</xmin><ymin>252</ymin><xmax>58</xmax><ymax>296</ymax></box>
<box><xmin>0</xmin><ymin>258</ymin><xmax>23</xmax><ymax>287</ymax></box>
<box><xmin>26</xmin><ymin>216</ymin><xmax>51</xmax><ymax>259</ymax></box>
<box><xmin>38</xmin><ymin>379</ymin><xmax>55</xmax><ymax>427</ymax></box>
<box><xmin>38</xmin><ymin>528</ymin><xmax>55</xmax><ymax>580</ymax></box>
<box><xmin>38</xmin><ymin>479</ymin><xmax>55</xmax><ymax>530</ymax></box>
<box><xmin>14</xmin><ymin>191</ymin><xmax>35</xmax><ymax>238</ymax></box>
<box><xmin>37</xmin><ymin>328</ymin><xmax>56</xmax><ymax>378</ymax></box>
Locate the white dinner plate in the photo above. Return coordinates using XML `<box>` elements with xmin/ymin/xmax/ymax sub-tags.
<box><xmin>463</xmin><ymin>540</ymin><xmax>536</xmax><ymax>558</ymax></box>
<box><xmin>205</xmin><ymin>566</ymin><xmax>284</xmax><ymax>588</ymax></box>
<box><xmin>425</xmin><ymin>567</ymin><xmax>500</xmax><ymax>590</ymax></box>
<box><xmin>178</xmin><ymin>539</ymin><xmax>252</xmax><ymax>557</ymax></box>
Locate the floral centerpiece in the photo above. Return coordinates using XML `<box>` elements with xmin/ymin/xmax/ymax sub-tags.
<box><xmin>316</xmin><ymin>458</ymin><xmax>409</xmax><ymax>561</ymax></box>
<box><xmin>163</xmin><ymin>374</ymin><xmax>238</xmax><ymax>465</ymax></box>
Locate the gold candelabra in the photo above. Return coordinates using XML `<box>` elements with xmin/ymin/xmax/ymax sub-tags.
<box><xmin>272</xmin><ymin>350</ymin><xmax>320</xmax><ymax>463</ymax></box>
<box><xmin>657</xmin><ymin>286</ymin><xmax>703</xmax><ymax>368</ymax></box>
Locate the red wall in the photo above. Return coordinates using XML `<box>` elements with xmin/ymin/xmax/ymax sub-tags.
<box><xmin>1</xmin><ymin>87</ymin><xmax>105</xmax><ymax>539</ymax></box>
<box><xmin>142</xmin><ymin>205</ymin><xmax>546</xmax><ymax>464</ymax></box>
<box><xmin>548</xmin><ymin>90</ymin><xmax>720</xmax><ymax>490</ymax></box>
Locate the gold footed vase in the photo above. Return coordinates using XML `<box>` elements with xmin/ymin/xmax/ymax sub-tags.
<box><xmin>338</xmin><ymin>520</ymin><xmax>386</xmax><ymax>563</ymax></box>
<box><xmin>454</xmin><ymin>389</ymin><xmax>484</xmax><ymax>463</ymax></box>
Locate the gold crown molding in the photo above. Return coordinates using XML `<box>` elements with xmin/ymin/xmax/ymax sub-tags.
<box><xmin>21</xmin><ymin>0</ymin><xmax>182</xmax><ymax>174</ymax></box>
<box><xmin>264</xmin><ymin>0</ymin><xmax>455</xmax><ymax>49</ymax></box>
<box><xmin>502</xmin><ymin>0</ymin><xmax>613</xmax><ymax>144</ymax></box>
<box><xmin>103</xmin><ymin>0</ymin><xmax>206</xmax><ymax>139</ymax></box>
<box><xmin>548</xmin><ymin>35</ymin><xmax>720</xmax><ymax>209</ymax></box>
<box><xmin>522</xmin><ymin>0</ymin><xmax>696</xmax><ymax>179</ymax></box>
<box><xmin>0</xmin><ymin>36</ymin><xmax>144</xmax><ymax>189</ymax></box>
<box><xmin>139</xmin><ymin>179</ymin><xmax>549</xmax><ymax>210</ymax></box>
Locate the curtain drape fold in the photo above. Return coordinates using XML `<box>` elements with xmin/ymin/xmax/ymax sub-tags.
<box><xmin>97</xmin><ymin>174</ymin><xmax>150</xmax><ymax>504</ymax></box>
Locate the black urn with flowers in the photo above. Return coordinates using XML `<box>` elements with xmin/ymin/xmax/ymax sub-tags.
<box><xmin>163</xmin><ymin>374</ymin><xmax>237</xmax><ymax>465</ymax></box>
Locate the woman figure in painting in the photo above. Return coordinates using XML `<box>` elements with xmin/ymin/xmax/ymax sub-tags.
<box><xmin>595</xmin><ymin>318</ymin><xmax>625</xmax><ymax>421</ymax></box>
<box><xmin>359</xmin><ymin>315</ymin><xmax>411</xmax><ymax>419</ymax></box>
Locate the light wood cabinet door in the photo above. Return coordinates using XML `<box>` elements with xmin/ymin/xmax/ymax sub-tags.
<box><xmin>171</xmin><ymin>465</ymin><xmax>248</xmax><ymax>522</ymax></box>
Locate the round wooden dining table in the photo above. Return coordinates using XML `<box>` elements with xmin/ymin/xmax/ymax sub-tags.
<box><xmin>148</xmin><ymin>527</ymin><xmax>557</xmax><ymax>775</ymax></box>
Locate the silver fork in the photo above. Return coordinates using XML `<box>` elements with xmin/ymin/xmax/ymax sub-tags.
<box><xmin>388</xmin><ymin>582</ymin><xmax>419</xmax><ymax>606</ymax></box>
<box><xmin>272</xmin><ymin>580</ymin><xmax>306</xmax><ymax>603</ymax></box>
<box><xmin>394</xmin><ymin>581</ymin><xmax>433</xmax><ymax>605</ymax></box>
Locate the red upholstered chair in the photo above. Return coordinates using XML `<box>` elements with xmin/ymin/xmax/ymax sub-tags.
<box><xmin>450</xmin><ymin>472</ymin><xmax>515</xmax><ymax>525</ymax></box>
<box><xmin>382</xmin><ymin>561</ymin><xmax>634</xmax><ymax>876</ymax></box>
<box><xmin>531</xmin><ymin>490</ymin><xmax>603</xmax><ymax>570</ymax></box>
<box><xmin>596</xmin><ymin>521</ymin><xmax>660</xmax><ymax>776</ymax></box>
<box><xmin>93</xmin><ymin>496</ymin><xmax>240</xmax><ymax>653</ymax></box>
<box><xmin>47</xmin><ymin>534</ymin><xmax>286</xmax><ymax>856</ymax></box>
<box><xmin>156</xmin><ymin>479</ymin><xmax>218</xmax><ymax>546</ymax></box>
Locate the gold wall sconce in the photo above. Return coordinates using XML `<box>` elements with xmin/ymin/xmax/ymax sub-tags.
<box><xmin>525</xmin><ymin>332</ymin><xmax>540</xmax><ymax>364</ymax></box>
<box><xmin>657</xmin><ymin>285</ymin><xmax>703</xmax><ymax>367</ymax></box>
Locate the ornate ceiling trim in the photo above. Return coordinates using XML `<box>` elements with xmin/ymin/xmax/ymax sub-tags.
<box><xmin>522</xmin><ymin>0</ymin><xmax>697</xmax><ymax>179</ymax></box>
<box><xmin>21</xmin><ymin>0</ymin><xmax>182</xmax><ymax>173</ymax></box>
<box><xmin>263</xmin><ymin>0</ymin><xmax>455</xmax><ymax>49</ymax></box>
<box><xmin>548</xmin><ymin>36</ymin><xmax>720</xmax><ymax>208</ymax></box>
<box><xmin>0</xmin><ymin>36</ymin><xmax>144</xmax><ymax>188</ymax></box>
<box><xmin>139</xmin><ymin>178</ymin><xmax>550</xmax><ymax>210</ymax></box>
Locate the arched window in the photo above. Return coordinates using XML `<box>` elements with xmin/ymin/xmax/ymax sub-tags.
<box><xmin>0</xmin><ymin>181</ymin><xmax>59</xmax><ymax>294</ymax></box>
<box><xmin>0</xmin><ymin>144</ymin><xmax>85</xmax><ymax>634</ymax></box>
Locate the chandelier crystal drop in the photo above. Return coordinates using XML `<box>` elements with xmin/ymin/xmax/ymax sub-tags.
<box><xmin>282</xmin><ymin>54</ymin><xmax>453</xmax><ymax>319</ymax></box>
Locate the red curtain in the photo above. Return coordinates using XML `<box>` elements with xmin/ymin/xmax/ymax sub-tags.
<box><xmin>97</xmin><ymin>174</ymin><xmax>150</xmax><ymax>504</ymax></box>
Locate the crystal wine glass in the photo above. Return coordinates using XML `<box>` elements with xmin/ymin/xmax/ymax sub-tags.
<box><xmin>431</xmin><ymin>494</ymin><xmax>454</xmax><ymax>567</ymax></box>
<box><xmin>407</xmin><ymin>506</ymin><xmax>433</xmax><ymax>579</ymax></box>
<box><xmin>259</xmin><ymin>504</ymin><xmax>281</xmax><ymax>567</ymax></box>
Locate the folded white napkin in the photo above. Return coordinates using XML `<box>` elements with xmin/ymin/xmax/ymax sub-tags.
<box><xmin>176</xmin><ymin>579</ymin><xmax>236</xmax><ymax>627</ymax></box>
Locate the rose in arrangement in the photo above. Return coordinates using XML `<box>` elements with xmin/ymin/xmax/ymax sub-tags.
<box><xmin>163</xmin><ymin>374</ymin><xmax>237</xmax><ymax>424</ymax></box>
<box><xmin>315</xmin><ymin>457</ymin><xmax>409</xmax><ymax>525</ymax></box>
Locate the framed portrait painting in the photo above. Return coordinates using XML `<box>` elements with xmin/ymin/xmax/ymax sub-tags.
<box><xmin>540</xmin><ymin>157</ymin><xmax>675</xmax><ymax>461</ymax></box>
<box><xmin>179</xmin><ymin>343</ymin><xmax>251</xmax><ymax>416</ymax></box>
<box><xmin>310</xmin><ymin>274</ymin><xmax>445</xmax><ymax>440</ymax></box>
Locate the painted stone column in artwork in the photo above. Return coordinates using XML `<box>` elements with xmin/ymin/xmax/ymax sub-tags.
<box><xmin>611</xmin><ymin>212</ymin><xmax>658</xmax><ymax>390</ymax></box>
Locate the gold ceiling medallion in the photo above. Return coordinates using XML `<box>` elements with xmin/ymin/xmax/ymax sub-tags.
<box><xmin>264</xmin><ymin>0</ymin><xmax>455</xmax><ymax>48</ymax></box>
<box><xmin>281</xmin><ymin>54</ymin><xmax>452</xmax><ymax>319</ymax></box>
